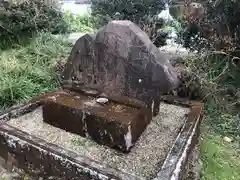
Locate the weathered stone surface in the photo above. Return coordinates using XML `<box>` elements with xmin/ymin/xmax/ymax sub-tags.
<box><xmin>183</xmin><ymin>142</ymin><xmax>202</xmax><ymax>180</ymax></box>
<box><xmin>0</xmin><ymin>125</ymin><xmax>103</xmax><ymax>180</ymax></box>
<box><xmin>61</xmin><ymin>33</ymin><xmax>96</xmax><ymax>86</ymax></box>
<box><xmin>42</xmin><ymin>91</ymin><xmax>152</xmax><ymax>152</ymax></box>
<box><xmin>61</xmin><ymin>20</ymin><xmax>180</xmax><ymax>116</ymax></box>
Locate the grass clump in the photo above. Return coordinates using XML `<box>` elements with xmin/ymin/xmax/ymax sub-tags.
<box><xmin>64</xmin><ymin>10</ymin><xmax>94</xmax><ymax>33</ymax></box>
<box><xmin>0</xmin><ymin>33</ymin><xmax>71</xmax><ymax>110</ymax></box>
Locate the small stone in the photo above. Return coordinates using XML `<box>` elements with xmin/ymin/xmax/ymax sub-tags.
<box><xmin>96</xmin><ymin>98</ymin><xmax>108</xmax><ymax>104</ymax></box>
<box><xmin>82</xmin><ymin>89</ymin><xmax>99</xmax><ymax>95</ymax></box>
<box><xmin>223</xmin><ymin>136</ymin><xmax>232</xmax><ymax>142</ymax></box>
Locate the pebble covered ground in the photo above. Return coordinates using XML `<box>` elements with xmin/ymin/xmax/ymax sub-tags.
<box><xmin>0</xmin><ymin>161</ymin><xmax>31</xmax><ymax>180</ymax></box>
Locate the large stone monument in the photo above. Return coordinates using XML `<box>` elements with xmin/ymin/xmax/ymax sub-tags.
<box><xmin>61</xmin><ymin>20</ymin><xmax>180</xmax><ymax>116</ymax></box>
<box><xmin>0</xmin><ymin>20</ymin><xmax>204</xmax><ymax>180</ymax></box>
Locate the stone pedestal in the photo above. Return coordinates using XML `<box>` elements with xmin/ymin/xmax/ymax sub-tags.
<box><xmin>42</xmin><ymin>91</ymin><xmax>152</xmax><ymax>152</ymax></box>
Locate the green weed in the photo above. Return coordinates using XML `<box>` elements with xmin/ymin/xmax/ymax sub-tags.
<box><xmin>0</xmin><ymin>33</ymin><xmax>71</xmax><ymax>109</ymax></box>
<box><xmin>201</xmin><ymin>132</ymin><xmax>240</xmax><ymax>180</ymax></box>
<box><xmin>64</xmin><ymin>10</ymin><xmax>94</xmax><ymax>33</ymax></box>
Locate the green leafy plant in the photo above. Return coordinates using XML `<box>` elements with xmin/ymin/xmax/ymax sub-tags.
<box><xmin>0</xmin><ymin>33</ymin><xmax>71</xmax><ymax>109</ymax></box>
<box><xmin>90</xmin><ymin>0</ymin><xmax>168</xmax><ymax>47</ymax></box>
<box><xmin>91</xmin><ymin>0</ymin><xmax>166</xmax><ymax>28</ymax></box>
<box><xmin>0</xmin><ymin>0</ymin><xmax>68</xmax><ymax>41</ymax></box>
<box><xmin>63</xmin><ymin>10</ymin><xmax>93</xmax><ymax>33</ymax></box>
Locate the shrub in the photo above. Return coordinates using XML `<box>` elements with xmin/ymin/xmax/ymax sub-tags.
<box><xmin>171</xmin><ymin>1</ymin><xmax>240</xmax><ymax>136</ymax></box>
<box><xmin>181</xmin><ymin>0</ymin><xmax>240</xmax><ymax>55</ymax></box>
<box><xmin>63</xmin><ymin>10</ymin><xmax>93</xmax><ymax>33</ymax></box>
<box><xmin>91</xmin><ymin>0</ymin><xmax>166</xmax><ymax>27</ymax></box>
<box><xmin>91</xmin><ymin>0</ymin><xmax>169</xmax><ymax>47</ymax></box>
<box><xmin>0</xmin><ymin>0</ymin><xmax>68</xmax><ymax>41</ymax></box>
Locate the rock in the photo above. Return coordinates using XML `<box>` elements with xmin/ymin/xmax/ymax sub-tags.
<box><xmin>42</xmin><ymin>91</ymin><xmax>152</xmax><ymax>152</ymax></box>
<box><xmin>96</xmin><ymin>97</ymin><xmax>108</xmax><ymax>104</ymax></box>
<box><xmin>61</xmin><ymin>33</ymin><xmax>96</xmax><ymax>86</ymax></box>
<box><xmin>223</xmin><ymin>136</ymin><xmax>232</xmax><ymax>143</ymax></box>
<box><xmin>153</xmin><ymin>29</ymin><xmax>169</xmax><ymax>47</ymax></box>
<box><xmin>61</xmin><ymin>20</ymin><xmax>180</xmax><ymax>116</ymax></box>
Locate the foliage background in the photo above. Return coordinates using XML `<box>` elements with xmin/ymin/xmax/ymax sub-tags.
<box><xmin>0</xmin><ymin>0</ymin><xmax>68</xmax><ymax>42</ymax></box>
<box><xmin>0</xmin><ymin>0</ymin><xmax>239</xmax><ymax>179</ymax></box>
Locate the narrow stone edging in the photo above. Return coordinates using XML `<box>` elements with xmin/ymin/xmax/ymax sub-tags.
<box><xmin>0</xmin><ymin>124</ymin><xmax>131</xmax><ymax>180</ymax></box>
<box><xmin>153</xmin><ymin>102</ymin><xmax>203</xmax><ymax>180</ymax></box>
<box><xmin>170</xmin><ymin>108</ymin><xmax>202</xmax><ymax>180</ymax></box>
